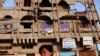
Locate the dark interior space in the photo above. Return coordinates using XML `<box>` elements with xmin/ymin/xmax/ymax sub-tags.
<box><xmin>4</xmin><ymin>15</ymin><xmax>13</xmax><ymax>20</ymax></box>
<box><xmin>24</xmin><ymin>0</ymin><xmax>31</xmax><ymax>6</ymax></box>
<box><xmin>39</xmin><ymin>0</ymin><xmax>52</xmax><ymax>7</ymax></box>
<box><xmin>21</xmin><ymin>23</ymin><xmax>33</xmax><ymax>28</ymax></box>
<box><xmin>0</xmin><ymin>39</ymin><xmax>13</xmax><ymax>43</ymax></box>
<box><xmin>58</xmin><ymin>0</ymin><xmax>70</xmax><ymax>9</ymax></box>
<box><xmin>21</xmin><ymin>15</ymin><xmax>35</xmax><ymax>21</ymax></box>
<box><xmin>4</xmin><ymin>16</ymin><xmax>12</xmax><ymax>19</ymax></box>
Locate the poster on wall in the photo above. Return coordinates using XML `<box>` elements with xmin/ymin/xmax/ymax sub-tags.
<box><xmin>83</xmin><ymin>37</ymin><xmax>93</xmax><ymax>46</ymax></box>
<box><xmin>96</xmin><ymin>44</ymin><xmax>100</xmax><ymax>51</ymax></box>
<box><xmin>96</xmin><ymin>21</ymin><xmax>100</xmax><ymax>28</ymax></box>
<box><xmin>62</xmin><ymin>37</ymin><xmax>76</xmax><ymax>49</ymax></box>
<box><xmin>17</xmin><ymin>53</ymin><xmax>26</xmax><ymax>56</ymax></box>
<box><xmin>0</xmin><ymin>20</ymin><xmax>19</xmax><ymax>33</ymax></box>
<box><xmin>60</xmin><ymin>22</ymin><xmax>69</xmax><ymax>29</ymax></box>
<box><xmin>59</xmin><ymin>52</ymin><xmax>75</xmax><ymax>56</ymax></box>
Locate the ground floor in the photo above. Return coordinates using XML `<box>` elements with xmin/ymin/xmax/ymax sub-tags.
<box><xmin>0</xmin><ymin>44</ymin><xmax>100</xmax><ymax>56</ymax></box>
<box><xmin>0</xmin><ymin>37</ymin><xmax>100</xmax><ymax>56</ymax></box>
<box><xmin>0</xmin><ymin>50</ymin><xmax>99</xmax><ymax>56</ymax></box>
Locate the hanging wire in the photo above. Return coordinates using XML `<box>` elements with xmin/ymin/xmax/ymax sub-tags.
<box><xmin>32</xmin><ymin>0</ymin><xmax>35</xmax><ymax>37</ymax></box>
<box><xmin>37</xmin><ymin>0</ymin><xmax>40</xmax><ymax>38</ymax></box>
<box><xmin>86</xmin><ymin>0</ymin><xmax>96</xmax><ymax>39</ymax></box>
<box><xmin>91</xmin><ymin>0</ymin><xmax>100</xmax><ymax>39</ymax></box>
<box><xmin>51</xmin><ymin>0</ymin><xmax>56</xmax><ymax>38</ymax></box>
<box><xmin>87</xmin><ymin>0</ymin><xmax>99</xmax><ymax>40</ymax></box>
<box><xmin>17</xmin><ymin>0</ymin><xmax>21</xmax><ymax>38</ymax></box>
<box><xmin>55</xmin><ymin>0</ymin><xmax>60</xmax><ymax>42</ymax></box>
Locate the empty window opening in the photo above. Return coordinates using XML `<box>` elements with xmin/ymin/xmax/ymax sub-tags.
<box><xmin>4</xmin><ymin>15</ymin><xmax>12</xmax><ymax>18</ymax></box>
<box><xmin>76</xmin><ymin>17</ymin><xmax>90</xmax><ymax>28</ymax></box>
<box><xmin>21</xmin><ymin>23</ymin><xmax>33</xmax><ymax>29</ymax></box>
<box><xmin>38</xmin><ymin>16</ymin><xmax>52</xmax><ymax>21</ymax></box>
<box><xmin>21</xmin><ymin>16</ymin><xmax>35</xmax><ymax>21</ymax></box>
<box><xmin>39</xmin><ymin>0</ymin><xmax>52</xmax><ymax>7</ymax></box>
<box><xmin>58</xmin><ymin>0</ymin><xmax>70</xmax><ymax>9</ymax></box>
<box><xmin>60</xmin><ymin>16</ymin><xmax>77</xmax><ymax>20</ymax></box>
<box><xmin>4</xmin><ymin>15</ymin><xmax>13</xmax><ymax>20</ymax></box>
<box><xmin>75</xmin><ymin>22</ymin><xmax>89</xmax><ymax>28</ymax></box>
<box><xmin>21</xmin><ymin>15</ymin><xmax>35</xmax><ymax>29</ymax></box>
<box><xmin>24</xmin><ymin>0</ymin><xmax>31</xmax><ymax>6</ymax></box>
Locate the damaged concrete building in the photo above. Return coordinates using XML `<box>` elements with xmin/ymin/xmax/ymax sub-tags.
<box><xmin>0</xmin><ymin>0</ymin><xmax>100</xmax><ymax>56</ymax></box>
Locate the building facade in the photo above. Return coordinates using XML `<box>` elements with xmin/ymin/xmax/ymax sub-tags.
<box><xmin>0</xmin><ymin>0</ymin><xmax>100</xmax><ymax>56</ymax></box>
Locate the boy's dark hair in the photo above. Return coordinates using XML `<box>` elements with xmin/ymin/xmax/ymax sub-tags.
<box><xmin>39</xmin><ymin>45</ymin><xmax>53</xmax><ymax>54</ymax></box>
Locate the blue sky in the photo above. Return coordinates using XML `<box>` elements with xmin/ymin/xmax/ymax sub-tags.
<box><xmin>2</xmin><ymin>0</ymin><xmax>16</xmax><ymax>7</ymax></box>
<box><xmin>70</xmin><ymin>0</ymin><xmax>100</xmax><ymax>16</ymax></box>
<box><xmin>94</xmin><ymin>0</ymin><xmax>100</xmax><ymax>16</ymax></box>
<box><xmin>2</xmin><ymin>0</ymin><xmax>100</xmax><ymax>16</ymax></box>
